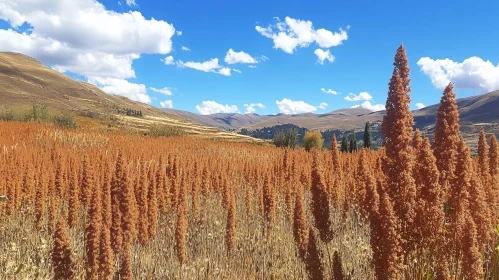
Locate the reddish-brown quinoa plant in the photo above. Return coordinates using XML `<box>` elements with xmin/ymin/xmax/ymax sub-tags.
<box><xmin>67</xmin><ymin>168</ymin><xmax>80</xmax><ymax>228</ymax></box>
<box><xmin>175</xmin><ymin>171</ymin><xmax>188</xmax><ymax>265</ymax></box>
<box><xmin>120</xmin><ymin>167</ymin><xmax>137</xmax><ymax>246</ymax></box>
<box><xmin>35</xmin><ymin>170</ymin><xmax>47</xmax><ymax>230</ymax></box>
<box><xmin>330</xmin><ymin>134</ymin><xmax>343</xmax><ymax>208</ymax></box>
<box><xmin>81</xmin><ymin>154</ymin><xmax>95</xmax><ymax>206</ymax></box>
<box><xmin>137</xmin><ymin>162</ymin><xmax>149</xmax><ymax>244</ymax></box>
<box><xmin>85</xmin><ymin>183</ymin><xmax>102</xmax><ymax>280</ymax></box>
<box><xmin>332</xmin><ymin>251</ymin><xmax>346</xmax><ymax>280</ymax></box>
<box><xmin>119</xmin><ymin>243</ymin><xmax>133</xmax><ymax>280</ymax></box>
<box><xmin>51</xmin><ymin>218</ymin><xmax>75</xmax><ymax>280</ymax></box>
<box><xmin>490</xmin><ymin>134</ymin><xmax>499</xmax><ymax>223</ymax></box>
<box><xmin>111</xmin><ymin>152</ymin><xmax>124</xmax><ymax>254</ymax></box>
<box><xmin>461</xmin><ymin>215</ymin><xmax>484</xmax><ymax>280</ymax></box>
<box><xmin>99</xmin><ymin>225</ymin><xmax>114</xmax><ymax>280</ymax></box>
<box><xmin>263</xmin><ymin>172</ymin><xmax>276</xmax><ymax>230</ymax></box>
<box><xmin>381</xmin><ymin>45</ymin><xmax>417</xmax><ymax>259</ymax></box>
<box><xmin>225</xmin><ymin>180</ymin><xmax>236</xmax><ymax>253</ymax></box>
<box><xmin>147</xmin><ymin>162</ymin><xmax>158</xmax><ymax>239</ymax></box>
<box><xmin>377</xmin><ymin>191</ymin><xmax>403</xmax><ymax>280</ymax></box>
<box><xmin>304</xmin><ymin>228</ymin><xmax>325</xmax><ymax>280</ymax></box>
<box><xmin>414</xmin><ymin>137</ymin><xmax>444</xmax><ymax>249</ymax></box>
<box><xmin>310</xmin><ymin>151</ymin><xmax>333</xmax><ymax>244</ymax></box>
<box><xmin>433</xmin><ymin>83</ymin><xmax>460</xmax><ymax>197</ymax></box>
<box><xmin>293</xmin><ymin>184</ymin><xmax>309</xmax><ymax>260</ymax></box>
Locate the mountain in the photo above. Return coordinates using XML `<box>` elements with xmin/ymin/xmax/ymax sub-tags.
<box><xmin>0</xmin><ymin>52</ymin><xmax>262</xmax><ymax>143</ymax></box>
<box><xmin>161</xmin><ymin>89</ymin><xmax>499</xmax><ymax>151</ymax></box>
<box><xmin>163</xmin><ymin>109</ymin><xmax>275</xmax><ymax>130</ymax></box>
<box><xmin>239</xmin><ymin>91</ymin><xmax>499</xmax><ymax>132</ymax></box>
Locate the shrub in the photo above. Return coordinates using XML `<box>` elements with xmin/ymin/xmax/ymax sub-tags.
<box><xmin>148</xmin><ymin>124</ymin><xmax>186</xmax><ymax>137</ymax></box>
<box><xmin>51</xmin><ymin>113</ymin><xmax>79</xmax><ymax>129</ymax></box>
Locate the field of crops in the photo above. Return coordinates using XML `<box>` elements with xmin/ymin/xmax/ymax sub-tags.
<box><xmin>1</xmin><ymin>46</ymin><xmax>498</xmax><ymax>280</ymax></box>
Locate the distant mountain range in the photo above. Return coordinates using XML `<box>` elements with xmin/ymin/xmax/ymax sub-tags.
<box><xmin>162</xmin><ymin>109</ymin><xmax>277</xmax><ymax>131</ymax></box>
<box><xmin>164</xmin><ymin>90</ymin><xmax>499</xmax><ymax>132</ymax></box>
<box><xmin>164</xmin><ymin>90</ymin><xmax>499</xmax><ymax>150</ymax></box>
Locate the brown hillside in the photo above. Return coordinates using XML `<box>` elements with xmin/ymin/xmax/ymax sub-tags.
<box><xmin>0</xmin><ymin>52</ymin><xmax>263</xmax><ymax>143</ymax></box>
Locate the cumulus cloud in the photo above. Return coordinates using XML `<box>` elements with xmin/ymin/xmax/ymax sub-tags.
<box><xmin>161</xmin><ymin>56</ymin><xmax>174</xmax><ymax>65</ymax></box>
<box><xmin>256</xmin><ymin>16</ymin><xmax>348</xmax><ymax>54</ymax></box>
<box><xmin>218</xmin><ymin>67</ymin><xmax>232</xmax><ymax>76</ymax></box>
<box><xmin>415</xmin><ymin>103</ymin><xmax>426</xmax><ymax>109</ymax></box>
<box><xmin>276</xmin><ymin>98</ymin><xmax>316</xmax><ymax>114</ymax></box>
<box><xmin>181</xmin><ymin>46</ymin><xmax>190</xmax><ymax>51</ymax></box>
<box><xmin>344</xmin><ymin>92</ymin><xmax>372</xmax><ymax>101</ymax></box>
<box><xmin>314</xmin><ymin>49</ymin><xmax>334</xmax><ymax>65</ymax></box>
<box><xmin>150</xmin><ymin>87</ymin><xmax>172</xmax><ymax>96</ymax></box>
<box><xmin>126</xmin><ymin>0</ymin><xmax>136</xmax><ymax>6</ymax></box>
<box><xmin>244</xmin><ymin>103</ymin><xmax>265</xmax><ymax>114</ymax></box>
<box><xmin>0</xmin><ymin>0</ymin><xmax>176</xmax><ymax>100</ymax></box>
<box><xmin>176</xmin><ymin>31</ymin><xmax>182</xmax><ymax>36</ymax></box>
<box><xmin>249</xmin><ymin>65</ymin><xmax>257</xmax><ymax>68</ymax></box>
<box><xmin>321</xmin><ymin>88</ymin><xmax>338</xmax><ymax>95</ymax></box>
<box><xmin>351</xmin><ymin>101</ymin><xmax>385</xmax><ymax>112</ymax></box>
<box><xmin>233</xmin><ymin>69</ymin><xmax>242</xmax><ymax>73</ymax></box>
<box><xmin>318</xmin><ymin>102</ymin><xmax>328</xmax><ymax>109</ymax></box>
<box><xmin>177</xmin><ymin>58</ymin><xmax>231</xmax><ymax>76</ymax></box>
<box><xmin>417</xmin><ymin>56</ymin><xmax>499</xmax><ymax>92</ymax></box>
<box><xmin>160</xmin><ymin>100</ymin><xmax>173</xmax><ymax>109</ymax></box>
<box><xmin>224</xmin><ymin>49</ymin><xmax>258</xmax><ymax>64</ymax></box>
<box><xmin>196</xmin><ymin>101</ymin><xmax>239</xmax><ymax>115</ymax></box>
<box><xmin>89</xmin><ymin>77</ymin><xmax>151</xmax><ymax>104</ymax></box>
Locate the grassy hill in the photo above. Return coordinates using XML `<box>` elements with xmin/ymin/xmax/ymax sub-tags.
<box><xmin>0</xmin><ymin>52</ymin><xmax>263</xmax><ymax>143</ymax></box>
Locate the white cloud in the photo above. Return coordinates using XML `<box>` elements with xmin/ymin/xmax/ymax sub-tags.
<box><xmin>260</xmin><ymin>55</ymin><xmax>269</xmax><ymax>61</ymax></box>
<box><xmin>181</xmin><ymin>46</ymin><xmax>190</xmax><ymax>51</ymax></box>
<box><xmin>233</xmin><ymin>69</ymin><xmax>242</xmax><ymax>73</ymax></box>
<box><xmin>176</xmin><ymin>31</ymin><xmax>182</xmax><ymax>36</ymax></box>
<box><xmin>177</xmin><ymin>58</ymin><xmax>231</xmax><ymax>76</ymax></box>
<box><xmin>351</xmin><ymin>101</ymin><xmax>385</xmax><ymax>112</ymax></box>
<box><xmin>256</xmin><ymin>16</ymin><xmax>348</xmax><ymax>54</ymax></box>
<box><xmin>150</xmin><ymin>87</ymin><xmax>172</xmax><ymax>96</ymax></box>
<box><xmin>318</xmin><ymin>102</ymin><xmax>328</xmax><ymax>109</ymax></box>
<box><xmin>415</xmin><ymin>103</ymin><xmax>426</xmax><ymax>109</ymax></box>
<box><xmin>276</xmin><ymin>98</ymin><xmax>316</xmax><ymax>114</ymax></box>
<box><xmin>249</xmin><ymin>65</ymin><xmax>257</xmax><ymax>68</ymax></box>
<box><xmin>195</xmin><ymin>101</ymin><xmax>239</xmax><ymax>115</ymax></box>
<box><xmin>417</xmin><ymin>56</ymin><xmax>499</xmax><ymax>92</ymax></box>
<box><xmin>126</xmin><ymin>0</ymin><xmax>136</xmax><ymax>6</ymax></box>
<box><xmin>321</xmin><ymin>88</ymin><xmax>338</xmax><ymax>95</ymax></box>
<box><xmin>89</xmin><ymin>77</ymin><xmax>151</xmax><ymax>104</ymax></box>
<box><xmin>314</xmin><ymin>49</ymin><xmax>334</xmax><ymax>65</ymax></box>
<box><xmin>224</xmin><ymin>49</ymin><xmax>258</xmax><ymax>64</ymax></box>
<box><xmin>244</xmin><ymin>103</ymin><xmax>265</xmax><ymax>114</ymax></box>
<box><xmin>344</xmin><ymin>92</ymin><xmax>373</xmax><ymax>101</ymax></box>
<box><xmin>218</xmin><ymin>67</ymin><xmax>231</xmax><ymax>76</ymax></box>
<box><xmin>160</xmin><ymin>100</ymin><xmax>173</xmax><ymax>109</ymax></box>
<box><xmin>161</xmin><ymin>55</ymin><xmax>174</xmax><ymax>65</ymax></box>
<box><xmin>0</xmin><ymin>0</ymin><xmax>176</xmax><ymax>101</ymax></box>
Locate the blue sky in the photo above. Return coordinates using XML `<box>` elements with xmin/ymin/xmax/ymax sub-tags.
<box><xmin>1</xmin><ymin>0</ymin><xmax>498</xmax><ymax>115</ymax></box>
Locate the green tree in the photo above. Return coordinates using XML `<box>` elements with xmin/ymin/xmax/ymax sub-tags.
<box><xmin>363</xmin><ymin>122</ymin><xmax>372</xmax><ymax>149</ymax></box>
<box><xmin>273</xmin><ymin>129</ymin><xmax>298</xmax><ymax>149</ymax></box>
<box><xmin>303</xmin><ymin>131</ymin><xmax>324</xmax><ymax>152</ymax></box>
<box><xmin>340</xmin><ymin>135</ymin><xmax>349</xmax><ymax>153</ymax></box>
<box><xmin>349</xmin><ymin>133</ymin><xmax>358</xmax><ymax>152</ymax></box>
